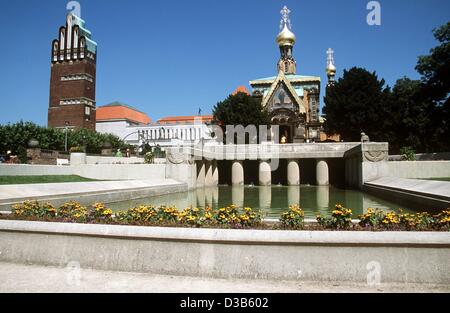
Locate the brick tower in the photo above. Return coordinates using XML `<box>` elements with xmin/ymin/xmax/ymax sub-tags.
<box><xmin>48</xmin><ymin>13</ymin><xmax>97</xmax><ymax>130</ymax></box>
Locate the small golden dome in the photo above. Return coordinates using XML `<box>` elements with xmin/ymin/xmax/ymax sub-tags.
<box><xmin>276</xmin><ymin>24</ymin><xmax>296</xmax><ymax>47</ymax></box>
<box><xmin>327</xmin><ymin>64</ymin><xmax>336</xmax><ymax>75</ymax></box>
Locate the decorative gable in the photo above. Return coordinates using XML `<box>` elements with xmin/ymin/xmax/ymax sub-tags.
<box><xmin>267</xmin><ymin>84</ymin><xmax>295</xmax><ymax>113</ymax></box>
<box><xmin>261</xmin><ymin>71</ymin><xmax>306</xmax><ymax>114</ymax></box>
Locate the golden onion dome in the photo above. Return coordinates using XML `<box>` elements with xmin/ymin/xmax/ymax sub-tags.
<box><xmin>327</xmin><ymin>63</ymin><xmax>336</xmax><ymax>75</ymax></box>
<box><xmin>276</xmin><ymin>24</ymin><xmax>296</xmax><ymax>47</ymax></box>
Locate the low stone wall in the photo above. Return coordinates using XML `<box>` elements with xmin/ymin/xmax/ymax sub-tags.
<box><xmin>364</xmin><ymin>177</ymin><xmax>450</xmax><ymax>210</ymax></box>
<box><xmin>27</xmin><ymin>148</ymin><xmax>69</xmax><ymax>165</ymax></box>
<box><xmin>344</xmin><ymin>143</ymin><xmax>389</xmax><ymax>188</ymax></box>
<box><xmin>86</xmin><ymin>156</ymin><xmax>145</xmax><ymax>165</ymax></box>
<box><xmin>387</xmin><ymin>161</ymin><xmax>450</xmax><ymax>179</ymax></box>
<box><xmin>74</xmin><ymin>164</ymin><xmax>166</xmax><ymax>181</ymax></box>
<box><xmin>0</xmin><ymin>164</ymin><xmax>74</xmax><ymax>176</ymax></box>
<box><xmin>0</xmin><ymin>164</ymin><xmax>166</xmax><ymax>181</ymax></box>
<box><xmin>389</xmin><ymin>152</ymin><xmax>450</xmax><ymax>161</ymax></box>
<box><xmin>0</xmin><ymin>220</ymin><xmax>448</xmax><ymax>284</ymax></box>
<box><xmin>0</xmin><ymin>179</ymin><xmax>187</xmax><ymax>211</ymax></box>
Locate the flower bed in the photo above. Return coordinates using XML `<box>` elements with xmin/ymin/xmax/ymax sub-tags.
<box><xmin>1</xmin><ymin>201</ymin><xmax>449</xmax><ymax>232</ymax></box>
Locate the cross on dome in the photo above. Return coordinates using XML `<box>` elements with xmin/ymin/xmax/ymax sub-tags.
<box><xmin>280</xmin><ymin>6</ymin><xmax>292</xmax><ymax>30</ymax></box>
<box><xmin>327</xmin><ymin>48</ymin><xmax>335</xmax><ymax>68</ymax></box>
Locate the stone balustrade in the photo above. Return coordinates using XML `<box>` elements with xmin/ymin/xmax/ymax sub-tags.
<box><xmin>166</xmin><ymin>142</ymin><xmax>390</xmax><ymax>189</ymax></box>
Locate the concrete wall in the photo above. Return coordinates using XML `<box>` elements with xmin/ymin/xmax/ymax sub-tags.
<box><xmin>86</xmin><ymin>156</ymin><xmax>145</xmax><ymax>164</ymax></box>
<box><xmin>387</xmin><ymin>161</ymin><xmax>450</xmax><ymax>179</ymax></box>
<box><xmin>0</xmin><ymin>164</ymin><xmax>166</xmax><ymax>181</ymax></box>
<box><xmin>389</xmin><ymin>152</ymin><xmax>450</xmax><ymax>161</ymax></box>
<box><xmin>363</xmin><ymin>177</ymin><xmax>450</xmax><ymax>210</ymax></box>
<box><xmin>0</xmin><ymin>220</ymin><xmax>448</xmax><ymax>284</ymax></box>
<box><xmin>344</xmin><ymin>143</ymin><xmax>389</xmax><ymax>188</ymax></box>
<box><xmin>166</xmin><ymin>162</ymin><xmax>197</xmax><ymax>190</ymax></box>
<box><xmin>0</xmin><ymin>164</ymin><xmax>74</xmax><ymax>176</ymax></box>
<box><xmin>86</xmin><ymin>156</ymin><xmax>165</xmax><ymax>165</ymax></box>
<box><xmin>74</xmin><ymin>164</ymin><xmax>166</xmax><ymax>180</ymax></box>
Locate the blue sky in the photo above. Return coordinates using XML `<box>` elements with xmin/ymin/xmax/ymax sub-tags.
<box><xmin>0</xmin><ymin>0</ymin><xmax>449</xmax><ymax>126</ymax></box>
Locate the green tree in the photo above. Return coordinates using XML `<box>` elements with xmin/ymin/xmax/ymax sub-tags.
<box><xmin>65</xmin><ymin>128</ymin><xmax>128</xmax><ymax>154</ymax></box>
<box><xmin>0</xmin><ymin>121</ymin><xmax>64</xmax><ymax>155</ymax></box>
<box><xmin>416</xmin><ymin>22</ymin><xmax>450</xmax><ymax>105</ymax></box>
<box><xmin>323</xmin><ymin>67</ymin><xmax>392</xmax><ymax>142</ymax></box>
<box><xmin>0</xmin><ymin>121</ymin><xmax>127</xmax><ymax>160</ymax></box>
<box><xmin>212</xmin><ymin>92</ymin><xmax>270</xmax><ymax>143</ymax></box>
<box><xmin>389</xmin><ymin>77</ymin><xmax>436</xmax><ymax>153</ymax></box>
<box><xmin>416</xmin><ymin>22</ymin><xmax>450</xmax><ymax>151</ymax></box>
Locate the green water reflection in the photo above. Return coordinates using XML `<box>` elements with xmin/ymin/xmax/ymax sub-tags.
<box><xmin>108</xmin><ymin>186</ymin><xmax>414</xmax><ymax>219</ymax></box>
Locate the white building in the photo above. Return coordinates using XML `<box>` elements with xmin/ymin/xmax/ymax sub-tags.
<box><xmin>96</xmin><ymin>102</ymin><xmax>214</xmax><ymax>149</ymax></box>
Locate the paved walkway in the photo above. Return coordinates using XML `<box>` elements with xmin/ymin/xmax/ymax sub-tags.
<box><xmin>0</xmin><ymin>179</ymin><xmax>186</xmax><ymax>210</ymax></box>
<box><xmin>364</xmin><ymin>177</ymin><xmax>450</xmax><ymax>209</ymax></box>
<box><xmin>366</xmin><ymin>177</ymin><xmax>450</xmax><ymax>199</ymax></box>
<box><xmin>0</xmin><ymin>262</ymin><xmax>448</xmax><ymax>293</ymax></box>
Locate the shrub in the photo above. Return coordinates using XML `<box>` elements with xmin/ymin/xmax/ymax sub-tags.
<box><xmin>89</xmin><ymin>202</ymin><xmax>113</xmax><ymax>222</ymax></box>
<box><xmin>144</xmin><ymin>151</ymin><xmax>155</xmax><ymax>164</ymax></box>
<box><xmin>17</xmin><ymin>146</ymin><xmax>28</xmax><ymax>164</ymax></box>
<box><xmin>358</xmin><ymin>208</ymin><xmax>385</xmax><ymax>228</ymax></box>
<box><xmin>57</xmin><ymin>201</ymin><xmax>88</xmax><ymax>222</ymax></box>
<box><xmin>398</xmin><ymin>212</ymin><xmax>434</xmax><ymax>231</ymax></box>
<box><xmin>6</xmin><ymin>200</ymin><xmax>450</xmax><ymax>232</ymax></box>
<box><xmin>239</xmin><ymin>206</ymin><xmax>263</xmax><ymax>228</ymax></box>
<box><xmin>38</xmin><ymin>202</ymin><xmax>58</xmax><ymax>219</ymax></box>
<box><xmin>435</xmin><ymin>209</ymin><xmax>450</xmax><ymax>230</ymax></box>
<box><xmin>317</xmin><ymin>204</ymin><xmax>353</xmax><ymax>230</ymax></box>
<box><xmin>69</xmin><ymin>146</ymin><xmax>84</xmax><ymax>153</ymax></box>
<box><xmin>381</xmin><ymin>211</ymin><xmax>401</xmax><ymax>230</ymax></box>
<box><xmin>360</xmin><ymin>209</ymin><xmax>440</xmax><ymax>231</ymax></box>
<box><xmin>400</xmin><ymin>146</ymin><xmax>416</xmax><ymax>161</ymax></box>
<box><xmin>12</xmin><ymin>201</ymin><xmax>56</xmax><ymax>218</ymax></box>
<box><xmin>12</xmin><ymin>201</ymin><xmax>40</xmax><ymax>217</ymax></box>
<box><xmin>177</xmin><ymin>207</ymin><xmax>206</xmax><ymax>227</ymax></box>
<box><xmin>214</xmin><ymin>205</ymin><xmax>238</xmax><ymax>226</ymax></box>
<box><xmin>115</xmin><ymin>205</ymin><xmax>157</xmax><ymax>223</ymax></box>
<box><xmin>279</xmin><ymin>205</ymin><xmax>305</xmax><ymax>229</ymax></box>
<box><xmin>155</xmin><ymin>206</ymin><xmax>179</xmax><ymax>223</ymax></box>
<box><xmin>0</xmin><ymin>121</ymin><xmax>128</xmax><ymax>155</ymax></box>
<box><xmin>213</xmin><ymin>205</ymin><xmax>263</xmax><ymax>228</ymax></box>
<box><xmin>202</xmin><ymin>207</ymin><xmax>215</xmax><ymax>225</ymax></box>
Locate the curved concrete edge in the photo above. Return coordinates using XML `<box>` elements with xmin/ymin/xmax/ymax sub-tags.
<box><xmin>0</xmin><ymin>181</ymin><xmax>188</xmax><ymax>211</ymax></box>
<box><xmin>366</xmin><ymin>177</ymin><xmax>450</xmax><ymax>200</ymax></box>
<box><xmin>363</xmin><ymin>182</ymin><xmax>450</xmax><ymax>210</ymax></box>
<box><xmin>1</xmin><ymin>220</ymin><xmax>449</xmax><ymax>284</ymax></box>
<box><xmin>1</xmin><ymin>220</ymin><xmax>449</xmax><ymax>246</ymax></box>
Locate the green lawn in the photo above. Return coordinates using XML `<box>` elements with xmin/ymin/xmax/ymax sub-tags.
<box><xmin>0</xmin><ymin>175</ymin><xmax>98</xmax><ymax>185</ymax></box>
<box><xmin>424</xmin><ymin>177</ymin><xmax>450</xmax><ymax>182</ymax></box>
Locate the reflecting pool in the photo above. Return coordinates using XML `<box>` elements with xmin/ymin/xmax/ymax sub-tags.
<box><xmin>108</xmin><ymin>185</ymin><xmax>415</xmax><ymax>219</ymax></box>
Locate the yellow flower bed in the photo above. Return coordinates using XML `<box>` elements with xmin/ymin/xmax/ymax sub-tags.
<box><xmin>57</xmin><ymin>201</ymin><xmax>88</xmax><ymax>222</ymax></box>
<box><xmin>279</xmin><ymin>205</ymin><xmax>305</xmax><ymax>229</ymax></box>
<box><xmin>12</xmin><ymin>201</ymin><xmax>56</xmax><ymax>219</ymax></box>
<box><xmin>7</xmin><ymin>201</ymin><xmax>450</xmax><ymax>232</ymax></box>
<box><xmin>317</xmin><ymin>204</ymin><xmax>353</xmax><ymax>230</ymax></box>
<box><xmin>11</xmin><ymin>201</ymin><xmax>261</xmax><ymax>229</ymax></box>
